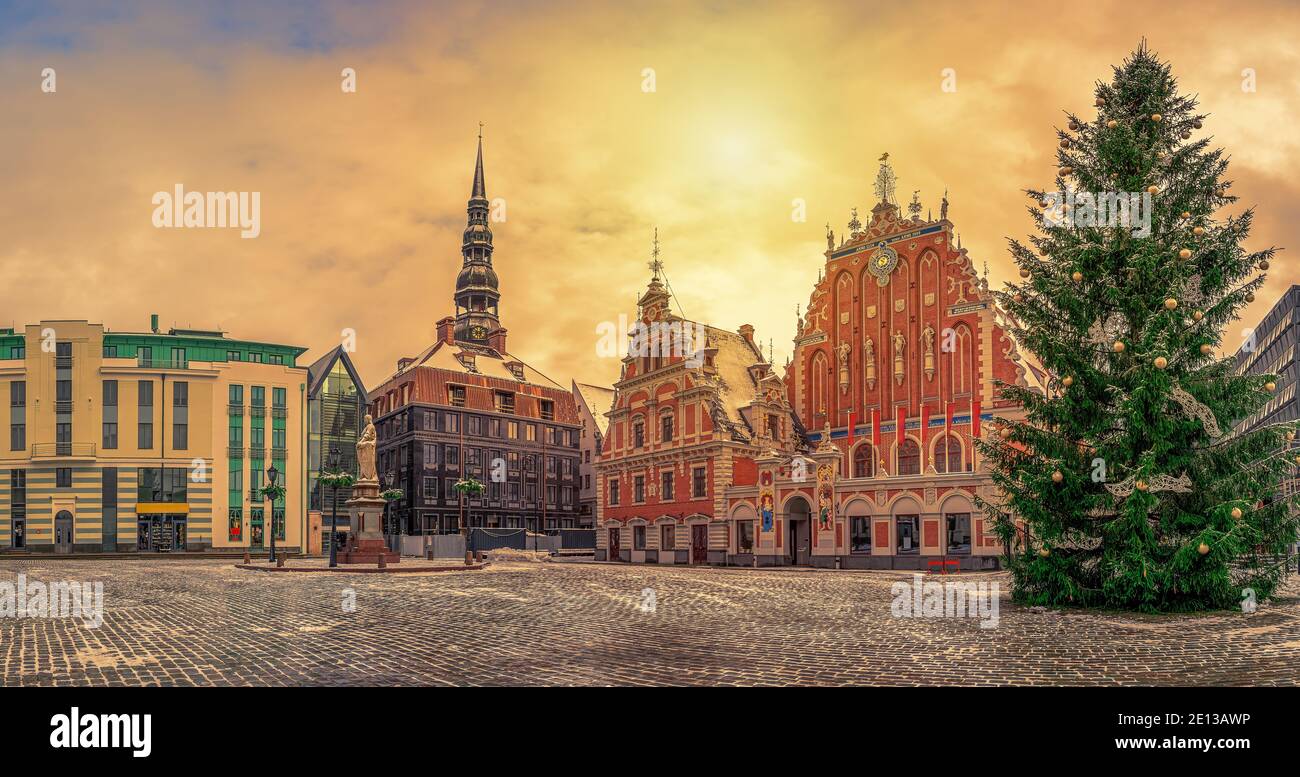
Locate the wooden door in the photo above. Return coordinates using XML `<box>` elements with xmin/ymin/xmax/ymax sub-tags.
<box><xmin>691</xmin><ymin>524</ymin><xmax>708</xmax><ymax>564</ymax></box>
<box><xmin>608</xmin><ymin>527</ymin><xmax>621</xmax><ymax>560</ymax></box>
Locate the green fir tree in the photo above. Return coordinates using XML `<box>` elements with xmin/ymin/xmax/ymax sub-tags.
<box><xmin>977</xmin><ymin>42</ymin><xmax>1298</xmax><ymax>612</ymax></box>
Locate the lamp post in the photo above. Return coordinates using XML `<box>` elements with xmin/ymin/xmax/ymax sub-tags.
<box><xmin>328</xmin><ymin>446</ymin><xmax>340</xmax><ymax>568</ymax></box>
<box><xmin>266</xmin><ymin>464</ymin><xmax>280</xmax><ymax>563</ymax></box>
<box><xmin>384</xmin><ymin>470</ymin><xmax>396</xmax><ymax>550</ymax></box>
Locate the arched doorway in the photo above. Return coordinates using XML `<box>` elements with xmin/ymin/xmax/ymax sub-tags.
<box><xmin>54</xmin><ymin>511</ymin><xmax>73</xmax><ymax>554</ymax></box>
<box><xmin>784</xmin><ymin>496</ymin><xmax>812</xmax><ymax>566</ymax></box>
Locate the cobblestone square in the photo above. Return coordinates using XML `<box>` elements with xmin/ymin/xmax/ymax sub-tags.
<box><xmin>0</xmin><ymin>558</ymin><xmax>1296</xmax><ymax>686</ymax></box>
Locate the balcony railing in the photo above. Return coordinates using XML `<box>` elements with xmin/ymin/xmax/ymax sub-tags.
<box><xmin>251</xmin><ymin>406</ymin><xmax>266</xmax><ymax>418</ymax></box>
<box><xmin>271</xmin><ymin>406</ymin><xmax>287</xmax><ymax>418</ymax></box>
<box><xmin>137</xmin><ymin>357</ymin><xmax>188</xmax><ymax>370</ymax></box>
<box><xmin>55</xmin><ymin>356</ymin><xmax>73</xmax><ymax>368</ymax></box>
<box><xmin>31</xmin><ymin>442</ymin><xmax>96</xmax><ymax>458</ymax></box>
<box><xmin>270</xmin><ymin>447</ymin><xmax>287</xmax><ymax>459</ymax></box>
<box><xmin>228</xmin><ymin>404</ymin><xmax>245</xmax><ymax>416</ymax></box>
<box><xmin>228</xmin><ymin>446</ymin><xmax>245</xmax><ymax>459</ymax></box>
<box><xmin>54</xmin><ymin>400</ymin><xmax>73</xmax><ymax>413</ymax></box>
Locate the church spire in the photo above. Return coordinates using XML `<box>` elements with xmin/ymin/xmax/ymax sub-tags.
<box><xmin>452</xmin><ymin>126</ymin><xmax>501</xmax><ymax>347</ymax></box>
<box><xmin>471</xmin><ymin>122</ymin><xmax>486</xmax><ymax>200</ymax></box>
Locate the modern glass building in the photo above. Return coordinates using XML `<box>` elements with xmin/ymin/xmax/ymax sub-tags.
<box><xmin>1233</xmin><ymin>285</ymin><xmax>1300</xmax><ymax>431</ymax></box>
<box><xmin>306</xmin><ymin>346</ymin><xmax>368</xmax><ymax>552</ymax></box>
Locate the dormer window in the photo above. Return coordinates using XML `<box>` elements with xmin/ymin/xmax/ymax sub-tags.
<box><xmin>448</xmin><ymin>385</ymin><xmax>466</xmax><ymax>407</ymax></box>
<box><xmin>494</xmin><ymin>390</ymin><xmax>515</xmax><ymax>414</ymax></box>
<box><xmin>539</xmin><ymin>399</ymin><xmax>554</xmax><ymax>421</ymax></box>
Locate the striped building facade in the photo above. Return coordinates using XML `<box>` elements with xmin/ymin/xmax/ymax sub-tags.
<box><xmin>0</xmin><ymin>318</ymin><xmax>308</xmax><ymax>554</ymax></box>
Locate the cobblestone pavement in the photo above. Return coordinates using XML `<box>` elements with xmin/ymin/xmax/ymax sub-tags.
<box><xmin>0</xmin><ymin>558</ymin><xmax>1296</xmax><ymax>686</ymax></box>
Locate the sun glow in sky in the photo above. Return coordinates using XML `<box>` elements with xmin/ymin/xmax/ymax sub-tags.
<box><xmin>1</xmin><ymin>0</ymin><xmax>1298</xmax><ymax>391</ymax></box>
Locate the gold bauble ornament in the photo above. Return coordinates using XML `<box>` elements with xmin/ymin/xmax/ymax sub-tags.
<box><xmin>1265</xmin><ymin>381</ymin><xmax>1276</xmax><ymax>392</ymax></box>
<box><xmin>1192</xmin><ymin>310</ymin><xmax>1203</xmax><ymax>321</ymax></box>
<box><xmin>1178</xmin><ymin>248</ymin><xmax>1192</xmax><ymax>260</ymax></box>
<box><xmin>1059</xmin><ymin>166</ymin><xmax>1073</xmax><ymax>176</ymax></box>
<box><xmin>1260</xmin><ymin>260</ymin><xmax>1270</xmax><ymax>271</ymax></box>
<box><xmin>1147</xmin><ymin>185</ymin><xmax>1159</xmax><ymax>195</ymax></box>
<box><xmin>1136</xmin><ymin>479</ymin><xmax>1148</xmax><ymax>491</ymax></box>
<box><xmin>1013</xmin><ymin>293</ymin><xmax>1024</xmax><ymax>303</ymax></box>
<box><xmin>1062</xmin><ymin>376</ymin><xmax>1074</xmax><ymax>387</ymax></box>
<box><xmin>1231</xmin><ymin>507</ymin><xmax>1243</xmax><ymax>520</ymax></box>
<box><xmin>1095</xmin><ymin>97</ymin><xmax>1106</xmax><ymax>107</ymax></box>
<box><xmin>1246</xmin><ymin>292</ymin><xmax>1256</xmax><ymax>303</ymax></box>
<box><xmin>1181</xmin><ymin>130</ymin><xmax>1192</xmax><ymax>140</ymax></box>
<box><xmin>1051</xmin><ymin>470</ymin><xmax>1063</xmax><ymax>483</ymax></box>
<box><xmin>1164</xmin><ymin>298</ymin><xmax>1178</xmax><ymax>310</ymax></box>
<box><xmin>1072</xmin><ymin>271</ymin><xmax>1083</xmax><ymax>282</ymax></box>
<box><xmin>1151</xmin><ymin>113</ymin><xmax>1162</xmax><ymax>122</ymax></box>
<box><xmin>1059</xmin><ymin>139</ymin><xmax>1070</xmax><ymax>149</ymax></box>
<box><xmin>1215</xmin><ymin>188</ymin><xmax>1226</xmax><ymax>198</ymax></box>
<box><xmin>1193</xmin><ymin>226</ymin><xmax>1204</xmax><ymax>236</ymax></box>
<box><xmin>1113</xmin><ymin>341</ymin><xmax>1126</xmax><ymax>353</ymax></box>
<box><xmin>1200</xmin><ymin>344</ymin><xmax>1212</xmax><ymax>355</ymax></box>
<box><xmin>1039</xmin><ymin>547</ymin><xmax>1051</xmax><ymax>558</ymax></box>
<box><xmin>1154</xmin><ymin>357</ymin><xmax>1168</xmax><ymax>369</ymax></box>
<box><xmin>1106</xmin><ymin>119</ymin><xmax>1118</xmax><ymax>129</ymax></box>
<box><xmin>1193</xmin><ymin>119</ymin><xmax>1203</xmax><ymax>129</ymax></box>
<box><xmin>999</xmin><ymin>427</ymin><xmax>1011</xmax><ymax>439</ymax></box>
<box><xmin>1287</xmin><ymin>431</ymin><xmax>1296</xmax><ymax>442</ymax></box>
<box><xmin>1019</xmin><ymin>268</ymin><xmax>1031</xmax><ymax>279</ymax></box>
<box><xmin>1181</xmin><ymin>211</ymin><xmax>1191</xmax><ymax>219</ymax></box>
<box><xmin>1069</xmin><ymin>120</ymin><xmax>1079</xmax><ymax>131</ymax></box>
<box><xmin>1198</xmin><ymin>542</ymin><xmax>1210</xmax><ymax>555</ymax></box>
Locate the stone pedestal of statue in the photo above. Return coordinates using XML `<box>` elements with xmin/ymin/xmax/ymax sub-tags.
<box><xmin>338</xmin><ymin>477</ymin><xmax>399</xmax><ymax>565</ymax></box>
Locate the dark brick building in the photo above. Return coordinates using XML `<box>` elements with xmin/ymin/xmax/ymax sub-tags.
<box><xmin>368</xmin><ymin>135</ymin><xmax>581</xmax><ymax>534</ymax></box>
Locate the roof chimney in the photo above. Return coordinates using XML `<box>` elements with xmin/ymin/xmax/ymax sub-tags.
<box><xmin>738</xmin><ymin>324</ymin><xmax>755</xmax><ymax>345</ymax></box>
<box><xmin>487</xmin><ymin>327</ymin><xmax>508</xmax><ymax>353</ymax></box>
<box><xmin>436</xmin><ymin>316</ymin><xmax>456</xmax><ymax>345</ymax></box>
<box><xmin>150</xmin><ymin>314</ymin><xmax>160</xmax><ymax>334</ymax></box>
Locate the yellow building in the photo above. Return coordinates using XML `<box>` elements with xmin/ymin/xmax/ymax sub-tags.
<box><xmin>0</xmin><ymin>317</ymin><xmax>308</xmax><ymax>554</ymax></box>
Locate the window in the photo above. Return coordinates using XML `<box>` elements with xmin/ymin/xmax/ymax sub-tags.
<box><xmin>272</xmin><ymin>387</ymin><xmax>286</xmax><ymax>408</ymax></box>
<box><xmin>11</xmin><ymin>345</ymin><xmax>25</xmax><ymax>359</ymax></box>
<box><xmin>946</xmin><ymin>513</ymin><xmax>971</xmax><ymax>554</ymax></box>
<box><xmin>138</xmin><ymin>380</ymin><xmax>154</xmax><ymax>450</ymax></box>
<box><xmin>269</xmin><ymin>354</ymin><xmax>283</xmax><ymax>365</ymax></box>
<box><xmin>229</xmin><ymin>384</ymin><xmax>244</xmax><ymax>405</ymax></box>
<box><xmin>633</xmin><ymin>525</ymin><xmax>646</xmax><ymax>550</ymax></box>
<box><xmin>633</xmin><ymin>475</ymin><xmax>645</xmax><ymax>503</ymax></box>
<box><xmin>508</xmin><ymin>420</ymin><xmax>519</xmax><ymax>439</ymax></box>
<box><xmin>896</xmin><ymin>514</ymin><xmax>920</xmax><ymax>554</ymax></box>
<box><xmin>138</xmin><ymin>467</ymin><xmax>188</xmax><ymax>503</ymax></box>
<box><xmin>444</xmin><ymin>412</ymin><xmax>459</xmax><ymax>433</ymax></box>
<box><xmin>934</xmin><ymin>436</ymin><xmax>962</xmax><ymax>474</ymax></box>
<box><xmin>494</xmin><ymin>390</ymin><xmax>515</xmax><ymax>414</ymax></box>
<box><xmin>633</xmin><ymin>420</ymin><xmax>645</xmax><ymax>448</ymax></box>
<box><xmin>661</xmin><ymin>471</ymin><xmax>674</xmax><ymax>501</ymax></box>
<box><xmin>661</xmin><ymin>414</ymin><xmax>674</xmax><ymax>442</ymax></box>
<box><xmin>609</xmin><ymin>479</ymin><xmax>620</xmax><ymax>506</ymax></box>
<box><xmin>851</xmin><ymin>515</ymin><xmax>872</xmax><ymax>553</ymax></box>
<box><xmin>227</xmin><ymin>350</ymin><xmax>241</xmax><ymax>361</ymax></box>
<box><xmin>56</xmin><ymin>468</ymin><xmax>72</xmax><ymax>488</ymax></box>
<box><xmin>692</xmin><ymin>466</ymin><xmax>707</xmax><ymax>498</ymax></box>
<box><xmin>737</xmin><ymin>520</ymin><xmax>754</xmax><ymax>554</ymax></box>
<box><xmin>251</xmin><ymin>386</ymin><xmax>265</xmax><ymax>407</ymax></box>
<box><xmin>767</xmin><ymin>413</ymin><xmax>779</xmax><ymax>438</ymax></box>
<box><xmin>540</xmin><ymin>399</ymin><xmax>554</xmax><ymax>421</ymax></box>
<box><xmin>102</xmin><ymin>380</ymin><xmax>118</xmax><ymax>449</ymax></box>
<box><xmin>173</xmin><ymin>382</ymin><xmax>188</xmax><ymax>450</ymax></box>
<box><xmin>897</xmin><ymin>439</ymin><xmax>920</xmax><ymax>476</ymax></box>
<box><xmin>10</xmin><ymin>381</ymin><xmax>25</xmax><ymax>451</ymax></box>
<box><xmin>424</xmin><ymin>476</ymin><xmax>441</xmax><ymax>504</ymax></box>
<box><xmin>853</xmin><ymin>443</ymin><xmax>875</xmax><ymax>478</ymax></box>
<box><xmin>448</xmin><ymin>385</ymin><xmax>466</xmax><ymax>407</ymax></box>
<box><xmin>228</xmin><ymin>509</ymin><xmax>243</xmax><ymax>541</ymax></box>
<box><xmin>249</xmin><ymin>352</ymin><xmax>263</xmax><ymax>363</ymax></box>
<box><xmin>102</xmin><ymin>344</ymin><xmax>115</xmax><ymax>358</ymax></box>
<box><xmin>661</xmin><ymin>524</ymin><xmax>675</xmax><ymax>550</ymax></box>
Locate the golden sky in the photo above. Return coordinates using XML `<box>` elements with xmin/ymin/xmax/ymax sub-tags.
<box><xmin>2</xmin><ymin>0</ymin><xmax>1298</xmax><ymax>392</ymax></box>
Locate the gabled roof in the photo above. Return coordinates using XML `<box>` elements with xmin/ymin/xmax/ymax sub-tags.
<box><xmin>387</xmin><ymin>338</ymin><xmax>564</xmax><ymax>391</ymax></box>
<box><xmin>306</xmin><ymin>345</ymin><xmax>369</xmax><ymax>401</ymax></box>
<box><xmin>572</xmin><ymin>381</ymin><xmax>616</xmax><ymax>436</ymax></box>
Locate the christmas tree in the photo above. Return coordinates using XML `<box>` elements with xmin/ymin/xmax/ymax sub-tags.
<box><xmin>977</xmin><ymin>42</ymin><xmax>1298</xmax><ymax>612</ymax></box>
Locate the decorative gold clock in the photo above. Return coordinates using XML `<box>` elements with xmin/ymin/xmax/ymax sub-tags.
<box><xmin>867</xmin><ymin>242</ymin><xmax>899</xmax><ymax>285</ymax></box>
<box><xmin>470</xmin><ymin>325</ymin><xmax>488</xmax><ymax>339</ymax></box>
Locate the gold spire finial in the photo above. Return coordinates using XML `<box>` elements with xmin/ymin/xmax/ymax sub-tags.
<box><xmin>648</xmin><ymin>227</ymin><xmax>663</xmax><ymax>280</ymax></box>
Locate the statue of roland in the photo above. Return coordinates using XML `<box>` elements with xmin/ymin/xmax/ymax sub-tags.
<box><xmin>357</xmin><ymin>413</ymin><xmax>378</xmax><ymax>482</ymax></box>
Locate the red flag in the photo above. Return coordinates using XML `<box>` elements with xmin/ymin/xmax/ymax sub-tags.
<box><xmin>971</xmin><ymin>399</ymin><xmax>981</xmax><ymax>438</ymax></box>
<box><xmin>872</xmin><ymin>408</ymin><xmax>881</xmax><ymax>451</ymax></box>
<box><xmin>897</xmin><ymin>404</ymin><xmax>907</xmax><ymax>446</ymax></box>
<box><xmin>945</xmin><ymin>400</ymin><xmax>954</xmax><ymax>433</ymax></box>
<box><xmin>920</xmin><ymin>404</ymin><xmax>930</xmax><ymax>449</ymax></box>
<box><xmin>847</xmin><ymin>409</ymin><xmax>856</xmax><ymax>446</ymax></box>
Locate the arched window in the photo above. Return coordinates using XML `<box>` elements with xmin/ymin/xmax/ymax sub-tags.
<box><xmin>934</xmin><ymin>436</ymin><xmax>962</xmax><ymax>474</ymax></box>
<box><xmin>853</xmin><ymin>443</ymin><xmax>875</xmax><ymax>478</ymax></box>
<box><xmin>897</xmin><ymin>439</ymin><xmax>921</xmax><ymax>476</ymax></box>
<box><xmin>660</xmin><ymin>412</ymin><xmax>674</xmax><ymax>443</ymax></box>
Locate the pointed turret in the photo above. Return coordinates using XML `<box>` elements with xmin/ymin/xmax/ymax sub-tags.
<box><xmin>453</xmin><ymin>126</ymin><xmax>502</xmax><ymax>347</ymax></box>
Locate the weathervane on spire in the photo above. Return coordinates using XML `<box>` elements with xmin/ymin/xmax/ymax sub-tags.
<box><xmin>874</xmin><ymin>152</ymin><xmax>897</xmax><ymax>205</ymax></box>
<box><xmin>478</xmin><ymin>121</ymin><xmax>484</xmax><ymax>139</ymax></box>
<box><xmin>648</xmin><ymin>227</ymin><xmax>663</xmax><ymax>280</ymax></box>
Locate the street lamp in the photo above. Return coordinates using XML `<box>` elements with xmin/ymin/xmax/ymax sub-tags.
<box><xmin>384</xmin><ymin>469</ymin><xmax>396</xmax><ymax>547</ymax></box>
<box><xmin>266</xmin><ymin>464</ymin><xmax>279</xmax><ymax>563</ymax></box>
<box><xmin>328</xmin><ymin>446</ymin><xmax>340</xmax><ymax>568</ymax></box>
